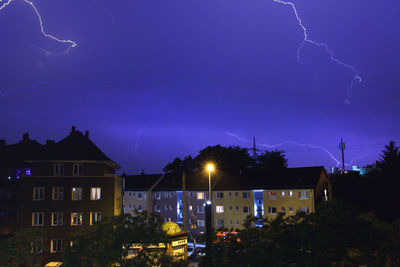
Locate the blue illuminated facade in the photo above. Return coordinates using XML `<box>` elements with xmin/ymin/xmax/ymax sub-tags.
<box><xmin>253</xmin><ymin>190</ymin><xmax>264</xmax><ymax>227</ymax></box>
<box><xmin>176</xmin><ymin>191</ymin><xmax>183</xmax><ymax>224</ymax></box>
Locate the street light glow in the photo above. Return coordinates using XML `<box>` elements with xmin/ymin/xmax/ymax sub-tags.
<box><xmin>207</xmin><ymin>163</ymin><xmax>214</xmax><ymax>172</ymax></box>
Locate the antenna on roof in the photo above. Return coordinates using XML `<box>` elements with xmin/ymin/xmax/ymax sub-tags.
<box><xmin>339</xmin><ymin>137</ymin><xmax>346</xmax><ymax>173</ymax></box>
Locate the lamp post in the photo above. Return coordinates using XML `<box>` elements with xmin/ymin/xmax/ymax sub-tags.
<box><xmin>205</xmin><ymin>163</ymin><xmax>214</xmax><ymax>264</ymax></box>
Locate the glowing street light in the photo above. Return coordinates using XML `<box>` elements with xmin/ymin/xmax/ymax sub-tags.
<box><xmin>206</xmin><ymin>163</ymin><xmax>214</xmax><ymax>201</ymax></box>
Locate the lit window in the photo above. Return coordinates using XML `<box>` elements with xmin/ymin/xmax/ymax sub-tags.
<box><xmin>137</xmin><ymin>193</ymin><xmax>143</xmax><ymax>200</ymax></box>
<box><xmin>324</xmin><ymin>189</ymin><xmax>328</xmax><ymax>202</ymax></box>
<box><xmin>51</xmin><ymin>212</ymin><xmax>63</xmax><ymax>226</ymax></box>
<box><xmin>216</xmin><ymin>219</ymin><xmax>224</xmax><ymax>227</ymax></box>
<box><xmin>54</xmin><ymin>164</ymin><xmax>64</xmax><ymax>176</ymax></box>
<box><xmin>191</xmin><ymin>224</ymin><xmax>196</xmax><ymax>229</ymax></box>
<box><xmin>197</xmin><ymin>192</ymin><xmax>205</xmax><ymax>200</ymax></box>
<box><xmin>52</xmin><ymin>187</ymin><xmax>63</xmax><ymax>200</ymax></box>
<box><xmin>90</xmin><ymin>212</ymin><xmax>101</xmax><ymax>225</ymax></box>
<box><xmin>243</xmin><ymin>206</ymin><xmax>250</xmax><ymax>214</ymax></box>
<box><xmin>32</xmin><ymin>212</ymin><xmax>44</xmax><ymax>226</ymax></box>
<box><xmin>299</xmin><ymin>190</ymin><xmax>308</xmax><ymax>199</ymax></box>
<box><xmin>216</xmin><ymin>206</ymin><xmax>224</xmax><ymax>213</ymax></box>
<box><xmin>50</xmin><ymin>239</ymin><xmax>62</xmax><ymax>253</ymax></box>
<box><xmin>197</xmin><ymin>205</ymin><xmax>204</xmax><ymax>213</ymax></box>
<box><xmin>268</xmin><ymin>191</ymin><xmax>276</xmax><ymax>200</ymax></box>
<box><xmin>33</xmin><ymin>187</ymin><xmax>44</xmax><ymax>201</ymax></box>
<box><xmin>197</xmin><ymin>220</ymin><xmax>205</xmax><ymax>227</ymax></box>
<box><xmin>281</xmin><ymin>191</ymin><xmax>285</xmax><ymax>197</ymax></box>
<box><xmin>71</xmin><ymin>212</ymin><xmax>83</xmax><ymax>226</ymax></box>
<box><xmin>242</xmin><ymin>192</ymin><xmax>250</xmax><ymax>199</ymax></box>
<box><xmin>289</xmin><ymin>191</ymin><xmax>293</xmax><ymax>197</ymax></box>
<box><xmin>71</xmin><ymin>187</ymin><xmax>82</xmax><ymax>200</ymax></box>
<box><xmin>299</xmin><ymin>206</ymin><xmax>309</xmax><ymax>214</ymax></box>
<box><xmin>268</xmin><ymin>207</ymin><xmax>277</xmax><ymax>214</ymax></box>
<box><xmin>289</xmin><ymin>206</ymin><xmax>294</xmax><ymax>213</ymax></box>
<box><xmin>90</xmin><ymin>187</ymin><xmax>101</xmax><ymax>200</ymax></box>
<box><xmin>216</xmin><ymin>192</ymin><xmax>224</xmax><ymax>199</ymax></box>
<box><xmin>73</xmin><ymin>164</ymin><xmax>83</xmax><ymax>176</ymax></box>
<box><xmin>31</xmin><ymin>240</ymin><xmax>43</xmax><ymax>253</ymax></box>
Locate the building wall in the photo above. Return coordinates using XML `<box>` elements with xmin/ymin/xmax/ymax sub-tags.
<box><xmin>213</xmin><ymin>190</ymin><xmax>254</xmax><ymax>229</ymax></box>
<box><xmin>123</xmin><ymin>191</ymin><xmax>148</xmax><ymax>214</ymax></box>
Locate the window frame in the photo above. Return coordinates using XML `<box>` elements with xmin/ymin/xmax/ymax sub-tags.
<box><xmin>73</xmin><ymin>163</ymin><xmax>83</xmax><ymax>176</ymax></box>
<box><xmin>71</xmin><ymin>212</ymin><xmax>83</xmax><ymax>226</ymax></box>
<box><xmin>52</xmin><ymin>187</ymin><xmax>64</xmax><ymax>201</ymax></box>
<box><xmin>51</xmin><ymin>212</ymin><xmax>63</xmax><ymax>226</ymax></box>
<box><xmin>90</xmin><ymin>211</ymin><xmax>101</xmax><ymax>225</ymax></box>
<box><xmin>71</xmin><ymin>187</ymin><xmax>83</xmax><ymax>201</ymax></box>
<box><xmin>33</xmin><ymin>187</ymin><xmax>45</xmax><ymax>201</ymax></box>
<box><xmin>90</xmin><ymin>187</ymin><xmax>101</xmax><ymax>200</ymax></box>
<box><xmin>216</xmin><ymin>205</ymin><xmax>224</xmax><ymax>213</ymax></box>
<box><xmin>243</xmin><ymin>206</ymin><xmax>250</xmax><ymax>214</ymax></box>
<box><xmin>50</xmin><ymin>239</ymin><xmax>62</xmax><ymax>253</ymax></box>
<box><xmin>216</xmin><ymin>192</ymin><xmax>224</xmax><ymax>199</ymax></box>
<box><xmin>242</xmin><ymin>192</ymin><xmax>250</xmax><ymax>199</ymax></box>
<box><xmin>54</xmin><ymin>164</ymin><xmax>64</xmax><ymax>176</ymax></box>
<box><xmin>32</xmin><ymin>212</ymin><xmax>44</xmax><ymax>226</ymax></box>
<box><xmin>268</xmin><ymin>207</ymin><xmax>277</xmax><ymax>214</ymax></box>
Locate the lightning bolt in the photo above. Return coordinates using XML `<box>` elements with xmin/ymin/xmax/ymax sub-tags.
<box><xmin>273</xmin><ymin>0</ymin><xmax>361</xmax><ymax>104</ymax></box>
<box><xmin>226</xmin><ymin>132</ymin><xmax>342</xmax><ymax>166</ymax></box>
<box><xmin>1</xmin><ymin>0</ymin><xmax>77</xmax><ymax>54</ymax></box>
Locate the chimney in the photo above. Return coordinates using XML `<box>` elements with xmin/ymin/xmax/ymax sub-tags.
<box><xmin>85</xmin><ymin>130</ymin><xmax>89</xmax><ymax>138</ymax></box>
<box><xmin>22</xmin><ymin>133</ymin><xmax>29</xmax><ymax>141</ymax></box>
<box><xmin>0</xmin><ymin>139</ymin><xmax>5</xmax><ymax>147</ymax></box>
<box><xmin>46</xmin><ymin>140</ymin><xmax>55</xmax><ymax>145</ymax></box>
<box><xmin>71</xmin><ymin>126</ymin><xmax>76</xmax><ymax>133</ymax></box>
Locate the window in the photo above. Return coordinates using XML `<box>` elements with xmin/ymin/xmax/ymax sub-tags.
<box><xmin>54</xmin><ymin>164</ymin><xmax>64</xmax><ymax>176</ymax></box>
<box><xmin>197</xmin><ymin>220</ymin><xmax>205</xmax><ymax>227</ymax></box>
<box><xmin>50</xmin><ymin>239</ymin><xmax>62</xmax><ymax>253</ymax></box>
<box><xmin>324</xmin><ymin>189</ymin><xmax>328</xmax><ymax>202</ymax></box>
<box><xmin>289</xmin><ymin>206</ymin><xmax>294</xmax><ymax>213</ymax></box>
<box><xmin>33</xmin><ymin>187</ymin><xmax>44</xmax><ymax>201</ymax></box>
<box><xmin>236</xmin><ymin>220</ymin><xmax>239</xmax><ymax>226</ymax></box>
<box><xmin>138</xmin><ymin>205</ymin><xmax>142</xmax><ymax>212</ymax></box>
<box><xmin>216</xmin><ymin>219</ymin><xmax>224</xmax><ymax>227</ymax></box>
<box><xmin>73</xmin><ymin>164</ymin><xmax>83</xmax><ymax>176</ymax></box>
<box><xmin>216</xmin><ymin>206</ymin><xmax>224</xmax><ymax>213</ymax></box>
<box><xmin>90</xmin><ymin>187</ymin><xmax>101</xmax><ymax>200</ymax></box>
<box><xmin>169</xmin><ymin>204</ymin><xmax>173</xmax><ymax>210</ymax></box>
<box><xmin>90</xmin><ymin>212</ymin><xmax>101</xmax><ymax>225</ymax></box>
<box><xmin>281</xmin><ymin>191</ymin><xmax>285</xmax><ymax>197</ymax></box>
<box><xmin>52</xmin><ymin>187</ymin><xmax>63</xmax><ymax>200</ymax></box>
<box><xmin>268</xmin><ymin>191</ymin><xmax>276</xmax><ymax>200</ymax></box>
<box><xmin>235</xmin><ymin>206</ymin><xmax>239</xmax><ymax>212</ymax></box>
<box><xmin>71</xmin><ymin>187</ymin><xmax>82</xmax><ymax>200</ymax></box>
<box><xmin>288</xmin><ymin>191</ymin><xmax>293</xmax><ymax>197</ymax></box>
<box><xmin>299</xmin><ymin>190</ymin><xmax>308</xmax><ymax>199</ymax></box>
<box><xmin>243</xmin><ymin>206</ymin><xmax>250</xmax><ymax>214</ymax></box>
<box><xmin>229</xmin><ymin>220</ymin><xmax>232</xmax><ymax>225</ymax></box>
<box><xmin>216</xmin><ymin>192</ymin><xmax>224</xmax><ymax>199</ymax></box>
<box><xmin>189</xmin><ymin>192</ymin><xmax>193</xmax><ymax>197</ymax></box>
<box><xmin>242</xmin><ymin>192</ymin><xmax>250</xmax><ymax>199</ymax></box>
<box><xmin>71</xmin><ymin>212</ymin><xmax>83</xmax><ymax>226</ymax></box>
<box><xmin>31</xmin><ymin>240</ymin><xmax>43</xmax><ymax>253</ymax></box>
<box><xmin>51</xmin><ymin>212</ymin><xmax>63</xmax><ymax>226</ymax></box>
<box><xmin>154</xmin><ymin>192</ymin><xmax>161</xmax><ymax>200</ymax></box>
<box><xmin>165</xmin><ymin>192</ymin><xmax>168</xmax><ymax>198</ymax></box>
<box><xmin>32</xmin><ymin>212</ymin><xmax>44</xmax><ymax>226</ymax></box>
<box><xmin>165</xmin><ymin>204</ymin><xmax>168</xmax><ymax>210</ymax></box>
<box><xmin>268</xmin><ymin>207</ymin><xmax>277</xmax><ymax>214</ymax></box>
<box><xmin>137</xmin><ymin>193</ymin><xmax>143</xmax><ymax>200</ymax></box>
<box><xmin>228</xmin><ymin>192</ymin><xmax>232</xmax><ymax>197</ymax></box>
<box><xmin>229</xmin><ymin>206</ymin><xmax>232</xmax><ymax>211</ymax></box>
<box><xmin>197</xmin><ymin>205</ymin><xmax>204</xmax><ymax>213</ymax></box>
<box><xmin>235</xmin><ymin>192</ymin><xmax>238</xmax><ymax>196</ymax></box>
<box><xmin>189</xmin><ymin>205</ymin><xmax>192</xmax><ymax>211</ymax></box>
<box><xmin>197</xmin><ymin>192</ymin><xmax>205</xmax><ymax>200</ymax></box>
<box><xmin>169</xmin><ymin>192</ymin><xmax>173</xmax><ymax>197</ymax></box>
<box><xmin>155</xmin><ymin>205</ymin><xmax>161</xmax><ymax>212</ymax></box>
<box><xmin>281</xmin><ymin>207</ymin><xmax>286</xmax><ymax>213</ymax></box>
<box><xmin>299</xmin><ymin>206</ymin><xmax>309</xmax><ymax>214</ymax></box>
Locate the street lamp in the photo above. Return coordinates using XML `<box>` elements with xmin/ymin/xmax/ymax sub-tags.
<box><xmin>205</xmin><ymin>163</ymin><xmax>214</xmax><ymax>263</ymax></box>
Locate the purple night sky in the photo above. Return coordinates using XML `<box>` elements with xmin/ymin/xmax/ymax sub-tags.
<box><xmin>1</xmin><ymin>0</ymin><xmax>399</xmax><ymax>174</ymax></box>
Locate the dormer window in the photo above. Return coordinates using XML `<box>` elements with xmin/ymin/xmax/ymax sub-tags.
<box><xmin>73</xmin><ymin>164</ymin><xmax>83</xmax><ymax>176</ymax></box>
<box><xmin>54</xmin><ymin>164</ymin><xmax>64</xmax><ymax>176</ymax></box>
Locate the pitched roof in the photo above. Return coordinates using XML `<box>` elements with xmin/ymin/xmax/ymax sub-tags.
<box><xmin>0</xmin><ymin>128</ymin><xmax>119</xmax><ymax>169</ymax></box>
<box><xmin>147</xmin><ymin>166</ymin><xmax>326</xmax><ymax>191</ymax></box>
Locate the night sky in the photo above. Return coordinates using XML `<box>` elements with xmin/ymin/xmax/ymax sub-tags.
<box><xmin>1</xmin><ymin>0</ymin><xmax>399</xmax><ymax>174</ymax></box>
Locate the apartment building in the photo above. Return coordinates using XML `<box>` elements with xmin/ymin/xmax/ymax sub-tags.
<box><xmin>0</xmin><ymin>128</ymin><xmax>123</xmax><ymax>264</ymax></box>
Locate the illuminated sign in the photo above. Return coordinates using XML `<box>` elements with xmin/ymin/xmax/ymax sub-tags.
<box><xmin>172</xmin><ymin>239</ymin><xmax>187</xmax><ymax>247</ymax></box>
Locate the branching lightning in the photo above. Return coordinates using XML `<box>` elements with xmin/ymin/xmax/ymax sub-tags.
<box><xmin>0</xmin><ymin>0</ymin><xmax>77</xmax><ymax>54</ymax></box>
<box><xmin>273</xmin><ymin>0</ymin><xmax>361</xmax><ymax>104</ymax></box>
<box><xmin>227</xmin><ymin>132</ymin><xmax>342</xmax><ymax>166</ymax></box>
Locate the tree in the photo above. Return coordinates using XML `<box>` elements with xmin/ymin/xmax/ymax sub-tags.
<box><xmin>0</xmin><ymin>228</ymin><xmax>45</xmax><ymax>267</ymax></box>
<box><xmin>62</xmin><ymin>212</ymin><xmax>182</xmax><ymax>267</ymax></box>
<box><xmin>254</xmin><ymin>150</ymin><xmax>287</xmax><ymax>172</ymax></box>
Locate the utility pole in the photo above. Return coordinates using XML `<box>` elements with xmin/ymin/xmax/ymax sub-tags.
<box><xmin>182</xmin><ymin>170</ymin><xmax>186</xmax><ymax>231</ymax></box>
<box><xmin>248</xmin><ymin>136</ymin><xmax>260</xmax><ymax>157</ymax></box>
<box><xmin>339</xmin><ymin>138</ymin><xmax>346</xmax><ymax>173</ymax></box>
